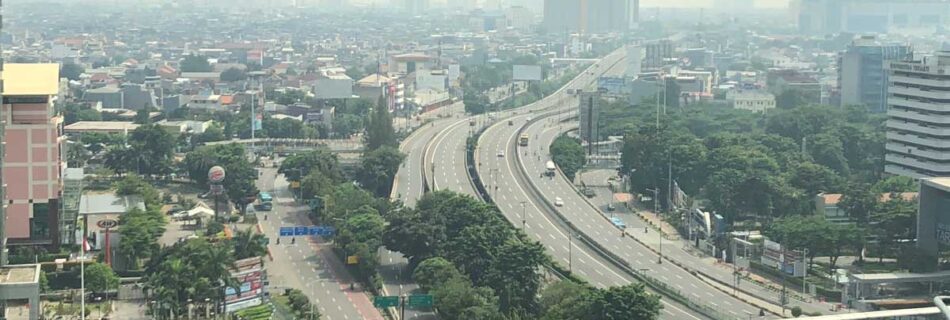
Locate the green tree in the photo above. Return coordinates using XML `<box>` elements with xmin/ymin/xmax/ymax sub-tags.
<box><xmin>219</xmin><ymin>67</ymin><xmax>247</xmax><ymax>82</ymax></box>
<box><xmin>873</xmin><ymin>193</ymin><xmax>918</xmax><ymax>262</ymax></box>
<box><xmin>115</xmin><ymin>174</ymin><xmax>162</xmax><ymax>208</ymax></box>
<box><xmin>263</xmin><ymin>117</ymin><xmax>306</xmax><ymax>138</ymax></box>
<box><xmin>786</xmin><ymin>161</ymin><xmax>842</xmax><ymax>196</ymax></box>
<box><xmin>181</xmin><ymin>143</ymin><xmax>259</xmax><ymax>214</ymax></box>
<box><xmin>539</xmin><ymin>281</ymin><xmax>595</xmax><ymax>320</ymax></box>
<box><xmin>550</xmin><ymin>136</ymin><xmax>586</xmax><ymax>181</ymax></box>
<box><xmin>128</xmin><ymin>123</ymin><xmax>176</xmax><ymax>177</ymax></box>
<box><xmin>190</xmin><ymin>125</ymin><xmax>227</xmax><ymax>146</ymax></box>
<box><xmin>231</xmin><ymin>228</ymin><xmax>267</xmax><ymax>259</ymax></box>
<box><xmin>358</xmin><ymin>146</ymin><xmax>406</xmax><ymax>196</ymax></box>
<box><xmin>464</xmin><ymin>92</ymin><xmax>491</xmax><ymax>114</ymax></box>
<box><xmin>143</xmin><ymin>238</ymin><xmax>237</xmax><ymax>317</ymax></box>
<box><xmin>871</xmin><ymin>176</ymin><xmax>917</xmax><ymax>194</ymax></box>
<box><xmin>383</xmin><ymin>206</ymin><xmax>443</xmax><ymax>267</ymax></box>
<box><xmin>84</xmin><ymin>263</ymin><xmax>120</xmax><ymax>295</ymax></box>
<box><xmin>278</xmin><ymin>148</ymin><xmax>344</xmax><ymax>184</ymax></box>
<box><xmin>180</xmin><ymin>54</ymin><xmax>212</xmax><ymax>72</ymax></box>
<box><xmin>413</xmin><ymin>257</ymin><xmax>463</xmax><ymax>292</ymax></box>
<box><xmin>67</xmin><ymin>142</ymin><xmax>91</xmax><ymax>168</ymax></box>
<box><xmin>839</xmin><ymin>182</ymin><xmax>877</xmax><ymax>226</ymax></box>
<box><xmin>590</xmin><ymin>284</ymin><xmax>662</xmax><ymax>320</ymax></box>
<box><xmin>118</xmin><ymin>207</ymin><xmax>165</xmax><ymax>268</ymax></box>
<box><xmin>103</xmin><ymin>145</ymin><xmax>137</xmax><ymax>176</ymax></box>
<box><xmin>431</xmin><ymin>277</ymin><xmax>501</xmax><ymax>320</ymax></box>
<box><xmin>808</xmin><ymin>133</ymin><xmax>850</xmax><ymax>176</ymax></box>
<box><xmin>775</xmin><ymin>89</ymin><xmax>808</xmax><ymax>109</ymax></box>
<box><xmin>61</xmin><ymin>63</ymin><xmax>85</xmax><ymax>81</ymax></box>
<box><xmin>766</xmin><ymin>215</ymin><xmax>827</xmax><ymax>265</ymax></box>
<box><xmin>364</xmin><ymin>96</ymin><xmax>397</xmax><ymax>150</ymax></box>
<box><xmin>332</xmin><ymin>113</ymin><xmax>364</xmax><ymax>138</ymax></box>
<box><xmin>484</xmin><ymin>238</ymin><xmax>547</xmax><ymax>315</ymax></box>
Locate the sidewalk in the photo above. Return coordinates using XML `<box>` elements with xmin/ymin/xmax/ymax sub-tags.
<box><xmin>576</xmin><ymin>169</ymin><xmax>842</xmax><ymax>316</ymax></box>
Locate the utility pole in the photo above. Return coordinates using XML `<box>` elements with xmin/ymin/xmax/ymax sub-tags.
<box><xmin>802</xmin><ymin>248</ymin><xmax>809</xmax><ymax>297</ymax></box>
<box><xmin>781</xmin><ymin>246</ymin><xmax>788</xmax><ymax>315</ymax></box>
<box><xmin>520</xmin><ymin>201</ymin><xmax>527</xmax><ymax>230</ymax></box>
<box><xmin>568</xmin><ymin>231</ymin><xmax>573</xmax><ymax>272</ymax></box>
<box><xmin>646</xmin><ymin>188</ymin><xmax>661</xmax><ymax>264</ymax></box>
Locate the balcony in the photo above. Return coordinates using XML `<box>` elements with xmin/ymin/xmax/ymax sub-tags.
<box><xmin>887</xmin><ymin>119</ymin><xmax>950</xmax><ymax>137</ymax></box>
<box><xmin>888</xmin><ymin>95</ymin><xmax>948</xmax><ymax>113</ymax></box>
<box><xmin>887</xmin><ymin>108</ymin><xmax>950</xmax><ymax>124</ymax></box>
<box><xmin>887</xmin><ymin>132</ymin><xmax>950</xmax><ymax>149</ymax></box>
<box><xmin>884</xmin><ymin>163</ymin><xmax>932</xmax><ymax>179</ymax></box>
<box><xmin>886</xmin><ymin>142</ymin><xmax>950</xmax><ymax>161</ymax></box>
<box><xmin>891</xmin><ymin>74</ymin><xmax>950</xmax><ymax>88</ymax></box>
<box><xmin>885</xmin><ymin>153</ymin><xmax>950</xmax><ymax>174</ymax></box>
<box><xmin>890</xmin><ymin>86</ymin><xmax>950</xmax><ymax>101</ymax></box>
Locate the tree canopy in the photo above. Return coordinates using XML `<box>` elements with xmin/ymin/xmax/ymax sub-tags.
<box><xmin>180</xmin><ymin>54</ymin><xmax>212</xmax><ymax>73</ymax></box>
<box><xmin>364</xmin><ymin>96</ymin><xmax>398</xmax><ymax>151</ymax></box>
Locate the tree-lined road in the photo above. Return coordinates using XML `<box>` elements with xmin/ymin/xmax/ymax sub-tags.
<box><xmin>257</xmin><ymin>167</ymin><xmax>383</xmax><ymax>320</ymax></box>
<box><xmin>420</xmin><ymin>49</ymin><xmax>718</xmax><ymax>320</ymax></box>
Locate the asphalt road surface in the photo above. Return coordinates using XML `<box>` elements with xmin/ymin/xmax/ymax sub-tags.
<box><xmin>424</xmin><ymin>49</ymin><xmax>722</xmax><ymax>320</ymax></box>
<box><xmin>256</xmin><ymin>167</ymin><xmax>383</xmax><ymax>320</ymax></box>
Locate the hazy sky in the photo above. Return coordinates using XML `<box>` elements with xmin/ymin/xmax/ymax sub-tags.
<box><xmin>646</xmin><ymin>0</ymin><xmax>789</xmax><ymax>8</ymax></box>
<box><xmin>423</xmin><ymin>0</ymin><xmax>793</xmax><ymax>9</ymax></box>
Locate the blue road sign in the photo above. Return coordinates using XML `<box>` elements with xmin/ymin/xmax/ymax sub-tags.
<box><xmin>279</xmin><ymin>227</ymin><xmax>294</xmax><ymax>236</ymax></box>
<box><xmin>308</xmin><ymin>226</ymin><xmax>323</xmax><ymax>235</ymax></box>
<box><xmin>308</xmin><ymin>226</ymin><xmax>336</xmax><ymax>236</ymax></box>
<box><xmin>280</xmin><ymin>226</ymin><xmax>335</xmax><ymax>237</ymax></box>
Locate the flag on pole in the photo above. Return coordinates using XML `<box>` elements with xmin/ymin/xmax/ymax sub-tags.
<box><xmin>81</xmin><ymin>236</ymin><xmax>88</xmax><ymax>320</ymax></box>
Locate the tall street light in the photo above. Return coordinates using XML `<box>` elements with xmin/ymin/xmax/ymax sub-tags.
<box><xmin>645</xmin><ymin>188</ymin><xmax>662</xmax><ymax>264</ymax></box>
<box><xmin>520</xmin><ymin>201</ymin><xmax>527</xmax><ymax>230</ymax></box>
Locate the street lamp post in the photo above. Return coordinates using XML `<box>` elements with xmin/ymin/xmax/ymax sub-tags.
<box><xmin>520</xmin><ymin>201</ymin><xmax>527</xmax><ymax>230</ymax></box>
<box><xmin>568</xmin><ymin>231</ymin><xmax>573</xmax><ymax>272</ymax></box>
<box><xmin>646</xmin><ymin>188</ymin><xmax>662</xmax><ymax>264</ymax></box>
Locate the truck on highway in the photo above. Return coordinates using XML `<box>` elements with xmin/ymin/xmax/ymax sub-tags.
<box><xmin>519</xmin><ymin>134</ymin><xmax>529</xmax><ymax>146</ymax></box>
<box><xmin>545</xmin><ymin>161</ymin><xmax>556</xmax><ymax>176</ymax></box>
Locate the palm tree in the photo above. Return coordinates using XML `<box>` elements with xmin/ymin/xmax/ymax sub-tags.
<box><xmin>232</xmin><ymin>228</ymin><xmax>267</xmax><ymax>259</ymax></box>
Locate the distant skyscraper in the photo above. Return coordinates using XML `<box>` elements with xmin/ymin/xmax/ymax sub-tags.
<box><xmin>838</xmin><ymin>35</ymin><xmax>912</xmax><ymax>113</ymax></box>
<box><xmin>543</xmin><ymin>0</ymin><xmax>630</xmax><ymax>34</ymax></box>
<box><xmin>578</xmin><ymin>91</ymin><xmax>601</xmax><ymax>155</ymax></box>
<box><xmin>884</xmin><ymin>51</ymin><xmax>950</xmax><ymax>178</ymax></box>
<box><xmin>797</xmin><ymin>0</ymin><xmax>949</xmax><ymax>34</ymax></box>
<box><xmin>642</xmin><ymin>39</ymin><xmax>673</xmax><ymax>70</ymax></box>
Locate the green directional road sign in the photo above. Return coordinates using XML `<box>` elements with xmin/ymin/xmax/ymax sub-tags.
<box><xmin>407</xmin><ymin>294</ymin><xmax>433</xmax><ymax>308</ymax></box>
<box><xmin>373</xmin><ymin>296</ymin><xmax>399</xmax><ymax>308</ymax></box>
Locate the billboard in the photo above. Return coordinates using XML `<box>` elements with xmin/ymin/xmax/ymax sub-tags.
<box><xmin>513</xmin><ymin>65</ymin><xmax>542</xmax><ymax>81</ymax></box>
<box><xmin>225</xmin><ymin>258</ymin><xmax>265</xmax><ymax>313</ymax></box>
<box><xmin>597</xmin><ymin>76</ymin><xmax>626</xmax><ymax>95</ymax></box>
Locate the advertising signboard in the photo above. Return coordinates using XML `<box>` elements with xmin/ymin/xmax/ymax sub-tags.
<box><xmin>513</xmin><ymin>65</ymin><xmax>542</xmax><ymax>81</ymax></box>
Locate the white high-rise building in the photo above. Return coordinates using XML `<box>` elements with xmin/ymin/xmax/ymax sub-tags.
<box><xmin>885</xmin><ymin>51</ymin><xmax>950</xmax><ymax>178</ymax></box>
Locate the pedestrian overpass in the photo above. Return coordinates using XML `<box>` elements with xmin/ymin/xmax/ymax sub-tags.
<box><xmin>206</xmin><ymin>138</ymin><xmax>363</xmax><ymax>153</ymax></box>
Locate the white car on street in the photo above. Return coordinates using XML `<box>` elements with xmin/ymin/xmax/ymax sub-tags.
<box><xmin>554</xmin><ymin>197</ymin><xmax>564</xmax><ymax>207</ymax></box>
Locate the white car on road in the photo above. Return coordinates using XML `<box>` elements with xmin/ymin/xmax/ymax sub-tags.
<box><xmin>554</xmin><ymin>197</ymin><xmax>564</xmax><ymax>207</ymax></box>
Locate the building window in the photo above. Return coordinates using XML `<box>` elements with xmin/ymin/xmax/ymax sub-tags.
<box><xmin>2</xmin><ymin>96</ymin><xmax>48</xmax><ymax>104</ymax></box>
<box><xmin>30</xmin><ymin>203</ymin><xmax>50</xmax><ymax>239</ymax></box>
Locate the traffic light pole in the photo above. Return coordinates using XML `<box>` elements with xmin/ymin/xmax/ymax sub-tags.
<box><xmin>400</xmin><ymin>295</ymin><xmax>406</xmax><ymax>320</ymax></box>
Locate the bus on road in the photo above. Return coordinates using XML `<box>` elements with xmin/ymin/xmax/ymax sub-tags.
<box><xmin>256</xmin><ymin>192</ymin><xmax>273</xmax><ymax>211</ymax></box>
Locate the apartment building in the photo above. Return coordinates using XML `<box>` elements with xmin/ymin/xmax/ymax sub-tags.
<box><xmin>884</xmin><ymin>51</ymin><xmax>950</xmax><ymax>178</ymax></box>
<box><xmin>2</xmin><ymin>64</ymin><xmax>65</xmax><ymax>247</ymax></box>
